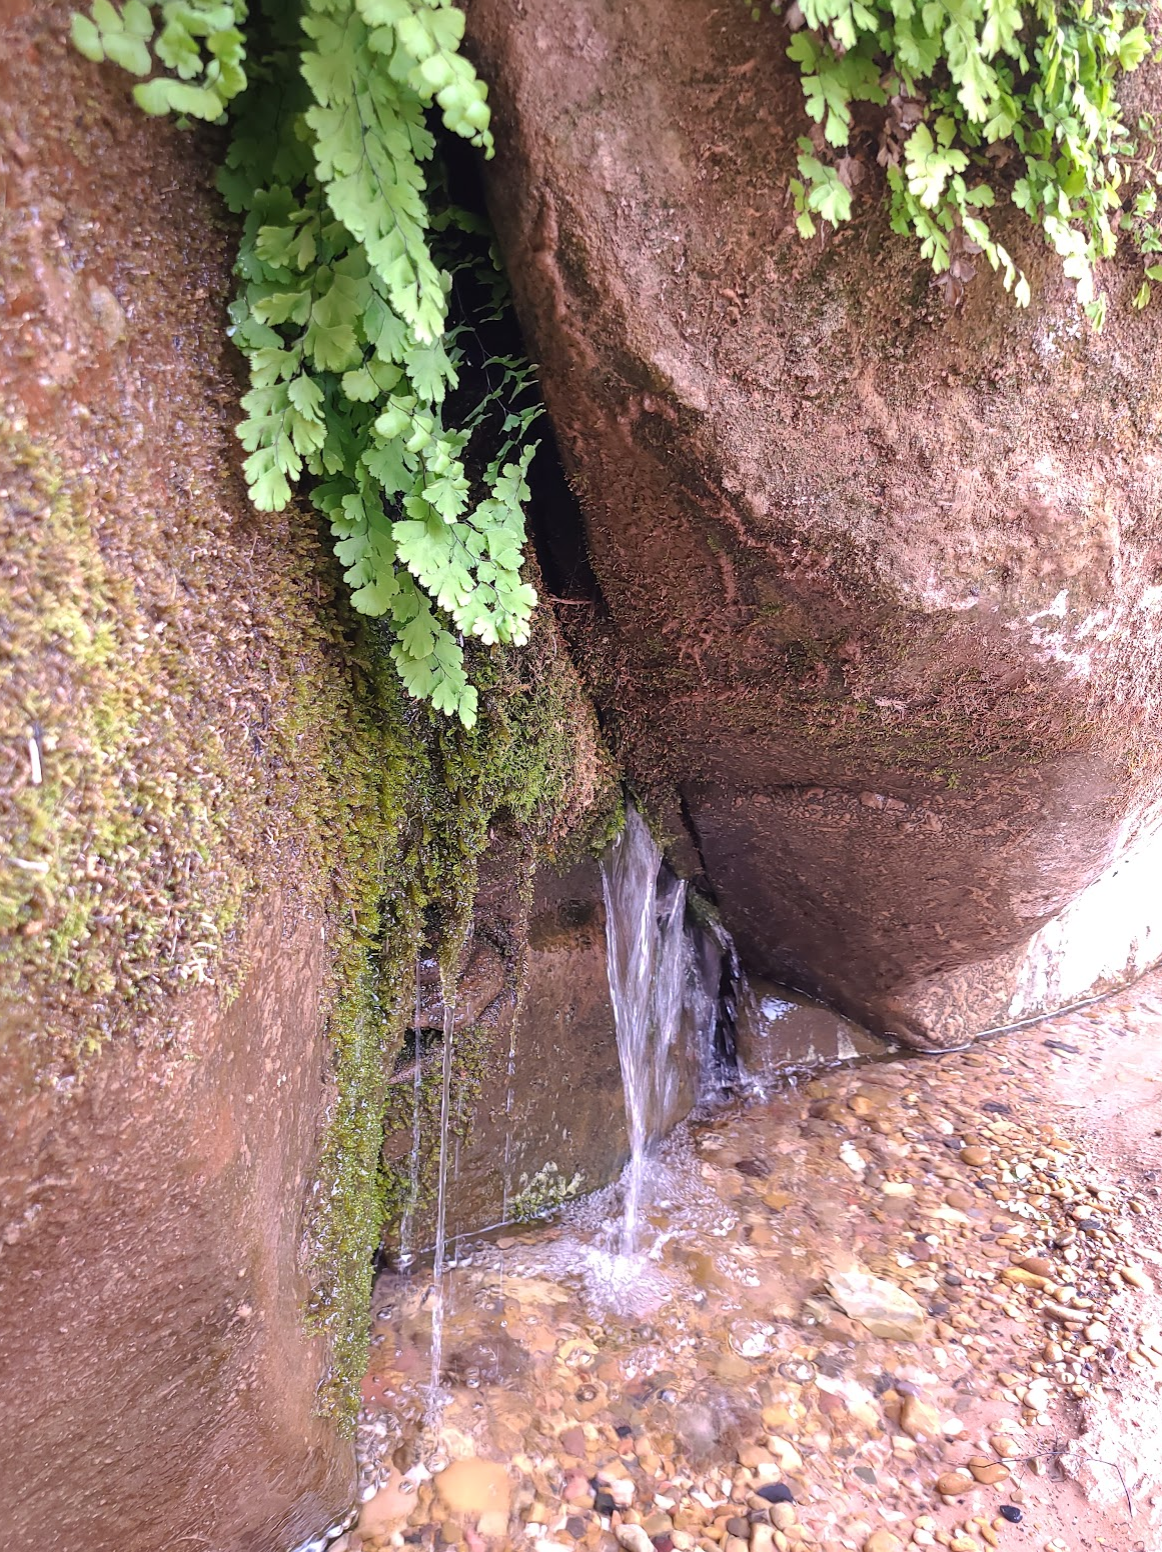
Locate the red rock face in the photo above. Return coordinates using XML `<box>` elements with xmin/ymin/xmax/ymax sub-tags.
<box><xmin>467</xmin><ymin>0</ymin><xmax>1162</xmax><ymax>1046</ymax></box>
<box><xmin>0</xmin><ymin>897</ymin><xmax>353</xmax><ymax>1552</ymax></box>
<box><xmin>0</xmin><ymin>5</ymin><xmax>352</xmax><ymax>1545</ymax></box>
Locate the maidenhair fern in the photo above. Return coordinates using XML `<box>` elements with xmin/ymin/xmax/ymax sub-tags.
<box><xmin>71</xmin><ymin>0</ymin><xmax>540</xmax><ymax>727</ymax></box>
<box><xmin>71</xmin><ymin>1</ymin><xmax>249</xmax><ymax>120</ymax></box>
<box><xmin>762</xmin><ymin>0</ymin><xmax>1161</xmax><ymax>319</ymax></box>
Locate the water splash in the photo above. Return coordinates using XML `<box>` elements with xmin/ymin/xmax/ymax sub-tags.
<box><xmin>601</xmin><ymin>807</ymin><xmax>692</xmax><ymax>1254</ymax></box>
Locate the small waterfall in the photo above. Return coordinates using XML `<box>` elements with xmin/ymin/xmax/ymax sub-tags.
<box><xmin>601</xmin><ymin>807</ymin><xmax>707</xmax><ymax>1253</ymax></box>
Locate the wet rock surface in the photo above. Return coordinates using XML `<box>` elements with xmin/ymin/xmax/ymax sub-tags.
<box><xmin>349</xmin><ymin>974</ymin><xmax>1162</xmax><ymax>1552</ymax></box>
<box><xmin>0</xmin><ymin>898</ymin><xmax>355</xmax><ymax>1552</ymax></box>
<box><xmin>441</xmin><ymin>860</ymin><xmax>631</xmax><ymax>1242</ymax></box>
<box><xmin>735</xmin><ymin>984</ymin><xmax>887</xmax><ymax>1087</ymax></box>
<box><xmin>0</xmin><ymin>5</ymin><xmax>355</xmax><ymax>1545</ymax></box>
<box><xmin>383</xmin><ymin>858</ymin><xmax>632</xmax><ymax>1255</ymax></box>
<box><xmin>467</xmin><ymin>0</ymin><xmax>1162</xmax><ymax>1047</ymax></box>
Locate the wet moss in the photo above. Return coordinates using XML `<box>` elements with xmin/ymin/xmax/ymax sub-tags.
<box><xmin>377</xmin><ymin>1018</ymin><xmax>494</xmax><ymax>1253</ymax></box>
<box><xmin>0</xmin><ymin>426</ymin><xmax>251</xmax><ymax>1059</ymax></box>
<box><xmin>507</xmin><ymin>1161</ymin><xmax>585</xmax><ymax>1223</ymax></box>
<box><xmin>300</xmin><ymin>602</ymin><xmax>620</xmax><ymax>1426</ymax></box>
<box><xmin>1</xmin><ymin>419</ymin><xmax>619</xmax><ymax>1427</ymax></box>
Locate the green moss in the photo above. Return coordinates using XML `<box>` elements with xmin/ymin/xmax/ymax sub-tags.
<box><xmin>507</xmin><ymin>1162</ymin><xmax>585</xmax><ymax>1223</ymax></box>
<box><xmin>1</xmin><ymin>419</ymin><xmax>618</xmax><ymax>1427</ymax></box>
<box><xmin>0</xmin><ymin>426</ymin><xmax>249</xmax><ymax>1060</ymax></box>
<box><xmin>377</xmin><ymin>1018</ymin><xmax>493</xmax><ymax>1255</ymax></box>
<box><xmin>299</xmin><ymin>600</ymin><xmax>619</xmax><ymax>1425</ymax></box>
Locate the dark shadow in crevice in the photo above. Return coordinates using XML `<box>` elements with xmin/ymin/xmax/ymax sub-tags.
<box><xmin>677</xmin><ymin>787</ymin><xmax>713</xmax><ymax>894</ymax></box>
<box><xmin>525</xmin><ymin>421</ymin><xmax>606</xmax><ymax>611</ymax></box>
<box><xmin>437</xmin><ymin>126</ymin><xmax>606</xmax><ymax>625</ymax></box>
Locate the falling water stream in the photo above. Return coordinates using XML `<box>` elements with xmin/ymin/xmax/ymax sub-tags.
<box><xmin>395</xmin><ymin>961</ymin><xmax>426</xmax><ymax>1272</ymax></box>
<box><xmin>600</xmin><ymin>807</ymin><xmax>692</xmax><ymax>1254</ymax></box>
<box><xmin>426</xmin><ymin>991</ymin><xmax>457</xmax><ymax>1423</ymax></box>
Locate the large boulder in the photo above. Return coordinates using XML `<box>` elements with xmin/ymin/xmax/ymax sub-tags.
<box><xmin>467</xmin><ymin>0</ymin><xmax>1162</xmax><ymax>1046</ymax></box>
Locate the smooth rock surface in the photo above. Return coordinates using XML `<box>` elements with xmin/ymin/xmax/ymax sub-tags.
<box><xmin>381</xmin><ymin>857</ymin><xmax>634</xmax><ymax>1250</ymax></box>
<box><xmin>434</xmin><ymin>1458</ymin><xmax>512</xmax><ymax>1517</ymax></box>
<box><xmin>0</xmin><ymin>902</ymin><xmax>353</xmax><ymax>1552</ymax></box>
<box><xmin>468</xmin><ymin>0</ymin><xmax>1162</xmax><ymax>1046</ymax></box>
<box><xmin>735</xmin><ymin>979</ymin><xmax>888</xmax><ymax>1083</ymax></box>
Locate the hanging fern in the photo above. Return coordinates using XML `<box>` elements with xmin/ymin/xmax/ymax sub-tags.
<box><xmin>759</xmin><ymin>0</ymin><xmax>1162</xmax><ymax>321</ymax></box>
<box><xmin>71</xmin><ymin>0</ymin><xmax>541</xmax><ymax>727</ymax></box>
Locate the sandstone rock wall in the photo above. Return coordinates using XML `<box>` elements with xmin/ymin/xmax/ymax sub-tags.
<box><xmin>467</xmin><ymin>0</ymin><xmax>1162</xmax><ymax>1046</ymax></box>
<box><xmin>0</xmin><ymin>898</ymin><xmax>352</xmax><ymax>1552</ymax></box>
<box><xmin>0</xmin><ymin>7</ymin><xmax>364</xmax><ymax>1546</ymax></box>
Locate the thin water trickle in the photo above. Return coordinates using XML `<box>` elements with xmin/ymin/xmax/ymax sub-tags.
<box><xmin>396</xmin><ymin>960</ymin><xmax>425</xmax><ymax>1271</ymax></box>
<box><xmin>499</xmin><ymin>1017</ymin><xmax>518</xmax><ymax>1225</ymax></box>
<box><xmin>426</xmin><ymin>992</ymin><xmax>457</xmax><ymax>1424</ymax></box>
<box><xmin>600</xmin><ymin>807</ymin><xmax>691</xmax><ymax>1255</ymax></box>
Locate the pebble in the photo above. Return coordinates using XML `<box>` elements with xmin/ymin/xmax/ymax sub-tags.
<box><xmin>1121</xmin><ymin>1263</ymin><xmax>1153</xmax><ymax>1290</ymax></box>
<box><xmin>900</xmin><ymin>1394</ymin><xmax>941</xmax><ymax>1442</ymax></box>
<box><xmin>433</xmin><ymin>1459</ymin><xmax>511</xmax><ymax>1519</ymax></box>
<box><xmin>960</xmin><ymin>1147</ymin><xmax>991</xmax><ymax>1167</ymax></box>
<box><xmin>935</xmin><ymin>1471</ymin><xmax>975</xmax><ymax>1497</ymax></box>
<box><xmin>767</xmin><ymin>1438</ymin><xmax>804</xmax><ymax>1473</ymax></box>
<box><xmin>1041</xmin><ymin>1300</ymin><xmax>1086</xmax><ymax>1324</ymax></box>
<box><xmin>863</xmin><ymin>1533</ymin><xmax>903</xmax><ymax>1552</ymax></box>
<box><xmin>826</xmin><ymin>1268</ymin><xmax>926</xmax><ymax>1340</ymax></box>
<box><xmin>738</xmin><ymin>1445</ymin><xmax>775</xmax><ymax>1469</ymax></box>
<box><xmin>615</xmin><ymin>1528</ymin><xmax>653</xmax><ymax>1552</ymax></box>
<box><xmin>1000</xmin><ymin>1267</ymin><xmax>1046</xmax><ymax>1290</ymax></box>
<box><xmin>757</xmin><ymin>1484</ymin><xmax>794</xmax><ymax>1506</ymax></box>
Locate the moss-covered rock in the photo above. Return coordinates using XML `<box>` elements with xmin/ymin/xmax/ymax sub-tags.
<box><xmin>303</xmin><ymin>605</ymin><xmax>619</xmax><ymax>1422</ymax></box>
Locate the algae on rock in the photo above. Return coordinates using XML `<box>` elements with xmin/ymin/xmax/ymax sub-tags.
<box><xmin>0</xmin><ymin>427</ymin><xmax>252</xmax><ymax>1062</ymax></box>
